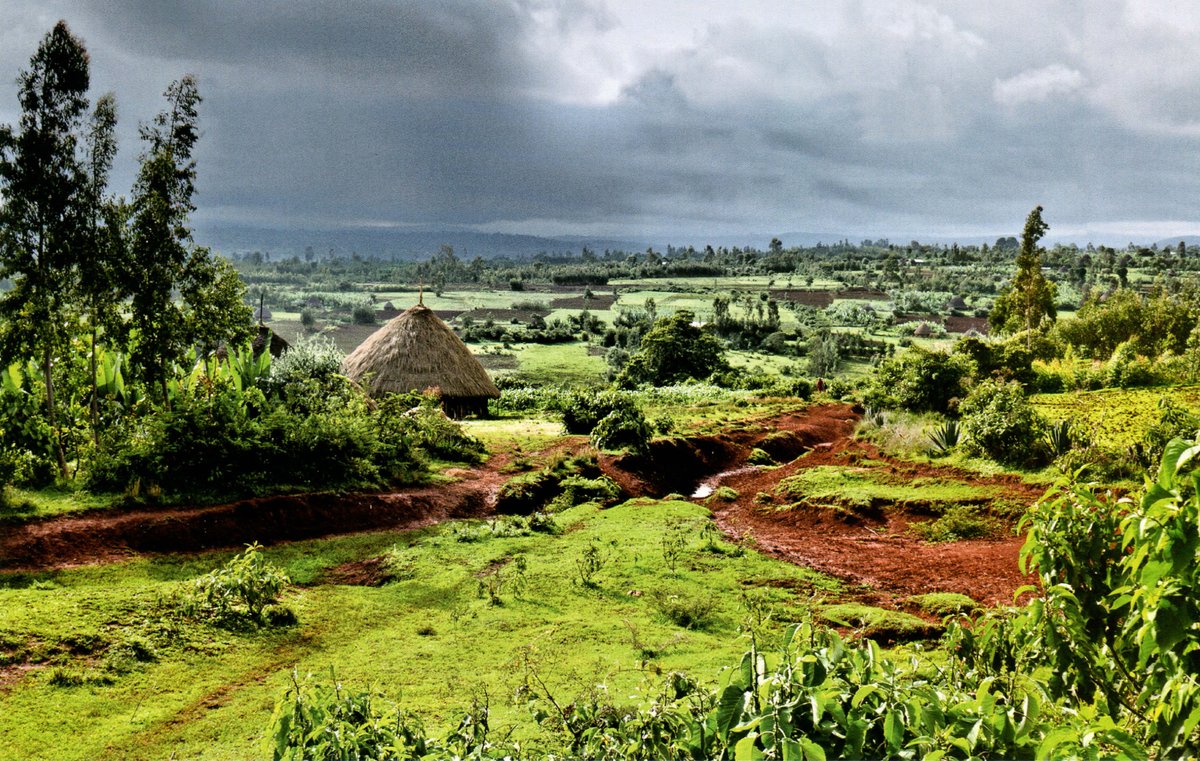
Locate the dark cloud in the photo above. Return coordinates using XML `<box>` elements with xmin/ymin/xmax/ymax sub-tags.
<box><xmin>3</xmin><ymin>2</ymin><xmax>1200</xmax><ymax>243</ymax></box>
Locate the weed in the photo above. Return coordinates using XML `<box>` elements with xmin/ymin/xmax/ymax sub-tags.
<box><xmin>651</xmin><ymin>588</ymin><xmax>717</xmax><ymax>630</ymax></box>
<box><xmin>660</xmin><ymin>519</ymin><xmax>690</xmax><ymax>574</ymax></box>
<box><xmin>574</xmin><ymin>541</ymin><xmax>609</xmax><ymax>588</ymax></box>
<box><xmin>180</xmin><ymin>543</ymin><xmax>292</xmax><ymax>625</ymax></box>
<box><xmin>926</xmin><ymin>419</ymin><xmax>961</xmax><ymax>455</ymax></box>
<box><xmin>910</xmin><ymin>505</ymin><xmax>998</xmax><ymax>542</ymax></box>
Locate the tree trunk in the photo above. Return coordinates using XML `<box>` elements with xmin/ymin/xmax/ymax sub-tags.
<box><xmin>43</xmin><ymin>347</ymin><xmax>67</xmax><ymax>480</ymax></box>
<box><xmin>89</xmin><ymin>320</ymin><xmax>99</xmax><ymax>446</ymax></box>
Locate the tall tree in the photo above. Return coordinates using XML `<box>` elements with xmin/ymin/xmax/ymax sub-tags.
<box><xmin>128</xmin><ymin>75</ymin><xmax>250</xmax><ymax>396</ymax></box>
<box><xmin>78</xmin><ymin>92</ymin><xmax>127</xmax><ymax>441</ymax></box>
<box><xmin>989</xmin><ymin>205</ymin><xmax>1057</xmax><ymax>344</ymax></box>
<box><xmin>0</xmin><ymin>21</ymin><xmax>91</xmax><ymax>477</ymax></box>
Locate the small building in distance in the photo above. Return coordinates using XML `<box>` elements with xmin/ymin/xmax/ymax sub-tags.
<box><xmin>340</xmin><ymin>303</ymin><xmax>500</xmax><ymax>418</ymax></box>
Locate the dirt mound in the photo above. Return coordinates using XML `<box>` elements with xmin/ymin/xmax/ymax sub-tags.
<box><xmin>0</xmin><ymin>475</ymin><xmax>497</xmax><ymax>572</ymax></box>
<box><xmin>611</xmin><ymin>436</ymin><xmax>741</xmax><ymax>495</ymax></box>
<box><xmin>321</xmin><ymin>556</ymin><xmax>394</xmax><ymax>586</ymax></box>
<box><xmin>709</xmin><ymin>439</ymin><xmax>1042</xmax><ymax>607</ymax></box>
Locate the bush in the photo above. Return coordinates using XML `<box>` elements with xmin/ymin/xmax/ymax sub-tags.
<box><xmin>383</xmin><ymin>394</ymin><xmax>485</xmax><ymax>463</ymax></box>
<box><xmin>86</xmin><ymin>377</ymin><xmax>425</xmax><ymax>499</ymax></box>
<box><xmin>351</xmin><ymin>303</ymin><xmax>377</xmax><ymax>325</ymax></box>
<box><xmin>590</xmin><ymin>405</ymin><xmax>653</xmax><ymax>454</ymax></box>
<box><xmin>863</xmin><ymin>348</ymin><xmax>971</xmax><ymax>414</ymax></box>
<box><xmin>267</xmin><ymin>334</ymin><xmax>348</xmax><ymax>412</ymax></box>
<box><xmin>557</xmin><ymin>388</ymin><xmax>632</xmax><ymax>435</ymax></box>
<box><xmin>1104</xmin><ymin>340</ymin><xmax>1164</xmax><ymax>388</ymax></box>
<box><xmin>959</xmin><ymin>379</ymin><xmax>1048</xmax><ymax>467</ymax></box>
<box><xmin>182</xmin><ymin>543</ymin><xmax>291</xmax><ymax>624</ymax></box>
<box><xmin>651</xmin><ymin>589</ymin><xmax>717</xmax><ymax>630</ymax></box>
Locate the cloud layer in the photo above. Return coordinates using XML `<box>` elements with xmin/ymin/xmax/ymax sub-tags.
<box><xmin>2</xmin><ymin>1</ymin><xmax>1200</xmax><ymax>242</ymax></box>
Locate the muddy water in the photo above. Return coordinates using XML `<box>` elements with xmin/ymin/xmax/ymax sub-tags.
<box><xmin>691</xmin><ymin>466</ymin><xmax>760</xmax><ymax>499</ymax></box>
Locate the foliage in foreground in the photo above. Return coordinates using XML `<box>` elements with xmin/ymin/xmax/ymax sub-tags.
<box><xmin>181</xmin><ymin>543</ymin><xmax>293</xmax><ymax>626</ymax></box>
<box><xmin>268</xmin><ymin>438</ymin><xmax>1200</xmax><ymax>759</ymax></box>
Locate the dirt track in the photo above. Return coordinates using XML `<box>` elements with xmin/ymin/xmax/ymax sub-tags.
<box><xmin>0</xmin><ymin>404</ymin><xmax>1043</xmax><ymax>608</ymax></box>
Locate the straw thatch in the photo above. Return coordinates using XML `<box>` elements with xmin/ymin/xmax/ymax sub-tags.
<box><xmin>340</xmin><ymin>304</ymin><xmax>499</xmax><ymax>417</ymax></box>
<box><xmin>253</xmin><ymin>325</ymin><xmax>290</xmax><ymax>358</ymax></box>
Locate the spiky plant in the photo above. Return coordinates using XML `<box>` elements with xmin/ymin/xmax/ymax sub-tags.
<box><xmin>927</xmin><ymin>419</ymin><xmax>961</xmax><ymax>455</ymax></box>
<box><xmin>1045</xmin><ymin>420</ymin><xmax>1073</xmax><ymax>457</ymax></box>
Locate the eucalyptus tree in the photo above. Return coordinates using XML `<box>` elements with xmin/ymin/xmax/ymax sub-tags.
<box><xmin>78</xmin><ymin>93</ymin><xmax>128</xmax><ymax>439</ymax></box>
<box><xmin>0</xmin><ymin>21</ymin><xmax>91</xmax><ymax>477</ymax></box>
<box><xmin>128</xmin><ymin>75</ymin><xmax>251</xmax><ymax>397</ymax></box>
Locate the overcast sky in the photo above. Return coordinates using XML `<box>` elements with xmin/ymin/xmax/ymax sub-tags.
<box><xmin>3</xmin><ymin>1</ymin><xmax>1200</xmax><ymax>243</ymax></box>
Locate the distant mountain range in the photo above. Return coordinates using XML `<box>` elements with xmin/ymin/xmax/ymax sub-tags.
<box><xmin>194</xmin><ymin>223</ymin><xmax>644</xmax><ymax>260</ymax></box>
<box><xmin>194</xmin><ymin>221</ymin><xmax>1173</xmax><ymax>260</ymax></box>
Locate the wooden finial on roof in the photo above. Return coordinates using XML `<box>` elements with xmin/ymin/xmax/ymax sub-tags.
<box><xmin>418</xmin><ymin>281</ymin><xmax>424</xmax><ymax>306</ymax></box>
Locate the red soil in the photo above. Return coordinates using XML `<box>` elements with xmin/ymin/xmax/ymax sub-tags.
<box><xmin>0</xmin><ymin>404</ymin><xmax>1043</xmax><ymax>610</ymax></box>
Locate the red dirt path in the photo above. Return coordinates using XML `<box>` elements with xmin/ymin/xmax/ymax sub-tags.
<box><xmin>0</xmin><ymin>404</ymin><xmax>1043</xmax><ymax>609</ymax></box>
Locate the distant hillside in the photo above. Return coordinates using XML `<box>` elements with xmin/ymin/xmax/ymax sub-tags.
<box><xmin>195</xmin><ymin>223</ymin><xmax>644</xmax><ymax>260</ymax></box>
<box><xmin>1154</xmin><ymin>236</ymin><xmax>1200</xmax><ymax>249</ymax></box>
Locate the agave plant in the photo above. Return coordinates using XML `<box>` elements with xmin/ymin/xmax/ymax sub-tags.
<box><xmin>1045</xmin><ymin>419</ymin><xmax>1073</xmax><ymax>457</ymax></box>
<box><xmin>862</xmin><ymin>406</ymin><xmax>887</xmax><ymax>428</ymax></box>
<box><xmin>927</xmin><ymin>419</ymin><xmax>961</xmax><ymax>455</ymax></box>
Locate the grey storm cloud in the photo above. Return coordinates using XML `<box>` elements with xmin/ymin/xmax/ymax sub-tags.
<box><xmin>3</xmin><ymin>1</ymin><xmax>1200</xmax><ymax>242</ymax></box>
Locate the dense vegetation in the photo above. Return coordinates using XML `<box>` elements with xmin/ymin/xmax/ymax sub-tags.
<box><xmin>7</xmin><ymin>19</ymin><xmax>1200</xmax><ymax>761</ymax></box>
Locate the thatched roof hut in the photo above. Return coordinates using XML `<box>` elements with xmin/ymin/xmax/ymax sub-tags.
<box><xmin>340</xmin><ymin>304</ymin><xmax>500</xmax><ymax>417</ymax></box>
<box><xmin>253</xmin><ymin>325</ymin><xmax>290</xmax><ymax>358</ymax></box>
<box><xmin>913</xmin><ymin>322</ymin><xmax>934</xmax><ymax>337</ymax></box>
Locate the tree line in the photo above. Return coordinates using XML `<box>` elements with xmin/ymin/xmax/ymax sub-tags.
<box><xmin>0</xmin><ymin>21</ymin><xmax>251</xmax><ymax>477</ymax></box>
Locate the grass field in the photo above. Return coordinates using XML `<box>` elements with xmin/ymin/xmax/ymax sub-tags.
<box><xmin>0</xmin><ymin>498</ymin><xmax>840</xmax><ymax>759</ymax></box>
<box><xmin>1031</xmin><ymin>385</ymin><xmax>1200</xmax><ymax>449</ymax></box>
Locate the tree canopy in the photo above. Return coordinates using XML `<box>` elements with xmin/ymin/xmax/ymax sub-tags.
<box><xmin>989</xmin><ymin>205</ymin><xmax>1057</xmax><ymax>339</ymax></box>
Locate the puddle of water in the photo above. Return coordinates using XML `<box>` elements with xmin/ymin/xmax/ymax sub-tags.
<box><xmin>691</xmin><ymin>466</ymin><xmax>759</xmax><ymax>499</ymax></box>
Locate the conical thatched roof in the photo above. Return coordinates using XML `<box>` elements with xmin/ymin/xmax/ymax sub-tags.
<box><xmin>341</xmin><ymin>304</ymin><xmax>500</xmax><ymax>401</ymax></box>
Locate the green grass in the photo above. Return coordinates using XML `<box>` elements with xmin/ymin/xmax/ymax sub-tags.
<box><xmin>775</xmin><ymin>465</ymin><xmax>1000</xmax><ymax>509</ymax></box>
<box><xmin>1</xmin><ymin>485</ymin><xmax>116</xmax><ymax>523</ymax></box>
<box><xmin>1031</xmin><ymin>385</ymin><xmax>1200</xmax><ymax>449</ymax></box>
<box><xmin>461</xmin><ymin>417</ymin><xmax>568</xmax><ymax>455</ymax></box>
<box><xmin>907</xmin><ymin>593</ymin><xmax>979</xmax><ymax>617</ymax></box>
<box><xmin>0</xmin><ymin>498</ymin><xmax>841</xmax><ymax>759</ymax></box>
<box><xmin>505</xmin><ymin>342</ymin><xmax>607</xmax><ymax>386</ymax></box>
<box><xmin>819</xmin><ymin>603</ymin><xmax>939</xmax><ymax>641</ymax></box>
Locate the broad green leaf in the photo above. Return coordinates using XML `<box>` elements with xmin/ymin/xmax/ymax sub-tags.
<box><xmin>884</xmin><ymin>711</ymin><xmax>903</xmax><ymax>751</ymax></box>
<box><xmin>851</xmin><ymin>684</ymin><xmax>879</xmax><ymax>708</ymax></box>
<box><xmin>734</xmin><ymin>734</ymin><xmax>764</xmax><ymax>761</ymax></box>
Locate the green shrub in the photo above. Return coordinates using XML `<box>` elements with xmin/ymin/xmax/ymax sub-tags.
<box><xmin>959</xmin><ymin>379</ymin><xmax>1048</xmax><ymax>467</ymax></box>
<box><xmin>552</xmin><ymin>475</ymin><xmax>621</xmax><ymax>510</ymax></box>
<box><xmin>590</xmin><ymin>405</ymin><xmax>653</xmax><ymax>454</ymax></box>
<box><xmin>382</xmin><ymin>394</ymin><xmax>485</xmax><ymax>463</ymax></box>
<box><xmin>351</xmin><ymin>303</ymin><xmax>377</xmax><ymax>325</ymax></box>
<box><xmin>268</xmin><ymin>670</ymin><xmax>441</xmax><ymax>760</ymax></box>
<box><xmin>86</xmin><ymin>376</ymin><xmax>425</xmax><ymax>499</ymax></box>
<box><xmin>910</xmin><ymin>505</ymin><xmax>998</xmax><ymax>542</ymax></box>
<box><xmin>557</xmin><ymin>388</ymin><xmax>634</xmax><ymax>435</ymax></box>
<box><xmin>926</xmin><ymin>419</ymin><xmax>961</xmax><ymax>455</ymax></box>
<box><xmin>182</xmin><ymin>543</ymin><xmax>291</xmax><ymax>624</ymax></box>
<box><xmin>651</xmin><ymin>589</ymin><xmax>717</xmax><ymax>630</ymax></box>
<box><xmin>863</xmin><ymin>348</ymin><xmax>971</xmax><ymax>414</ymax></box>
<box><xmin>1104</xmin><ymin>340</ymin><xmax>1164</xmax><ymax>388</ymax></box>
